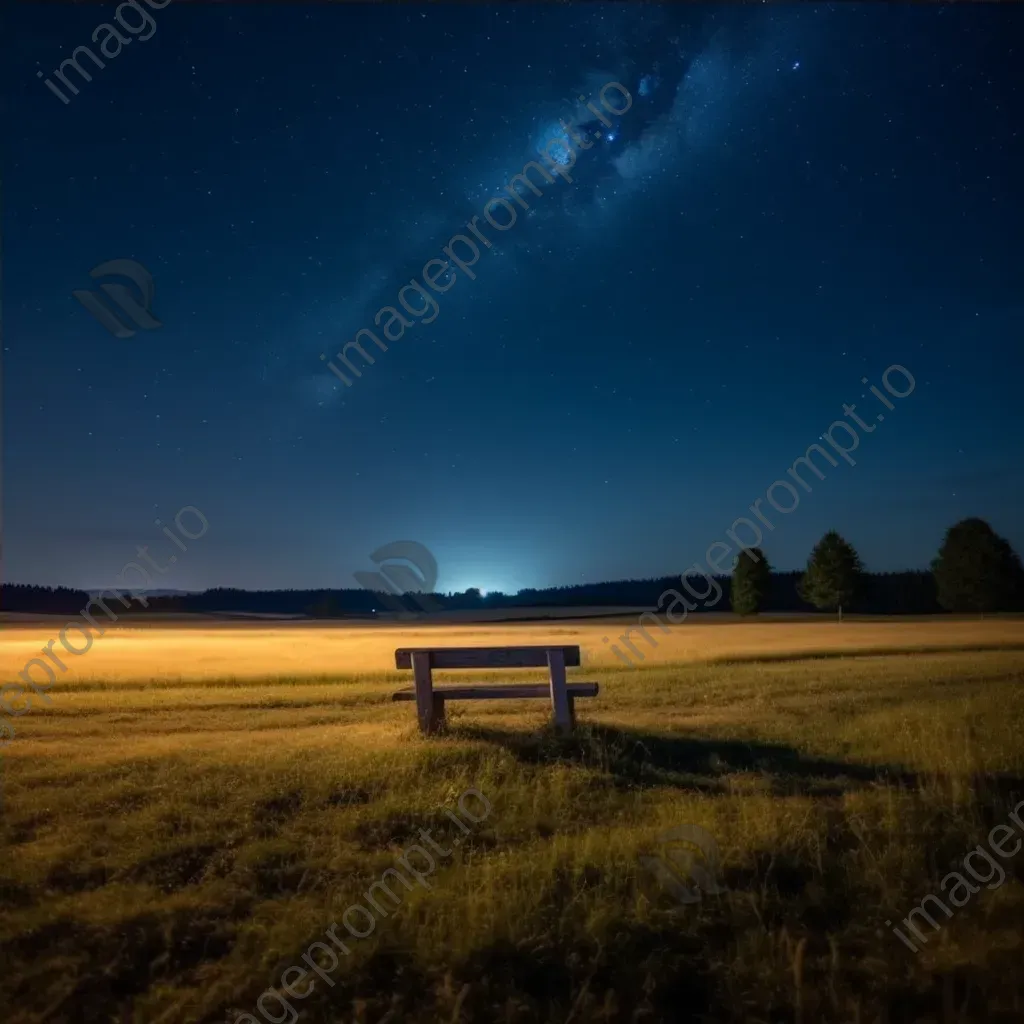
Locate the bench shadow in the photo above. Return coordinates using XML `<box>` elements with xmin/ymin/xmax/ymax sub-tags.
<box><xmin>451</xmin><ymin>721</ymin><xmax>927</xmax><ymax>797</ymax></box>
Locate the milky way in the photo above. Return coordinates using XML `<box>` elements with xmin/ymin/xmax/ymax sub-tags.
<box><xmin>300</xmin><ymin>4</ymin><xmax>818</xmax><ymax>413</ymax></box>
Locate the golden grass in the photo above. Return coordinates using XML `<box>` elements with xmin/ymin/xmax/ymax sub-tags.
<box><xmin>1</xmin><ymin>613</ymin><xmax>1022</xmax><ymax>684</ymax></box>
<box><xmin>2</xmin><ymin>619</ymin><xmax>1024</xmax><ymax>1023</ymax></box>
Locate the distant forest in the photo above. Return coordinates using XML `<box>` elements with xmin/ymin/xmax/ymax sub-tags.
<box><xmin>1</xmin><ymin>570</ymin><xmax>952</xmax><ymax>618</ymax></box>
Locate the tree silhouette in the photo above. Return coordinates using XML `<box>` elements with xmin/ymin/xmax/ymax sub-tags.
<box><xmin>731</xmin><ymin>547</ymin><xmax>771</xmax><ymax>616</ymax></box>
<box><xmin>799</xmin><ymin>531</ymin><xmax>863</xmax><ymax>621</ymax></box>
<box><xmin>932</xmin><ymin>517</ymin><xmax>1023</xmax><ymax>613</ymax></box>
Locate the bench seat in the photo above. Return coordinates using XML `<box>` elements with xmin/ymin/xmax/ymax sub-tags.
<box><xmin>392</xmin><ymin>682</ymin><xmax>599</xmax><ymax>701</ymax></box>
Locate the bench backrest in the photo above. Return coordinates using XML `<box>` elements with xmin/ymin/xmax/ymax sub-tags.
<box><xmin>394</xmin><ymin>645</ymin><xmax>581</xmax><ymax>670</ymax></box>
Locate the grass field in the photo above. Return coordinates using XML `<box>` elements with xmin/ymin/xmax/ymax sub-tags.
<box><xmin>3</xmin><ymin>615</ymin><xmax>1024</xmax><ymax>1023</ymax></box>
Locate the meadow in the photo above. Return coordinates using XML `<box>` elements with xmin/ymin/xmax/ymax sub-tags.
<box><xmin>2</xmin><ymin>614</ymin><xmax>1024</xmax><ymax>1023</ymax></box>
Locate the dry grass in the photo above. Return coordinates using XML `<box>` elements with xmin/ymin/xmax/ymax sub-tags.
<box><xmin>1</xmin><ymin>613</ymin><xmax>1022</xmax><ymax>684</ymax></box>
<box><xmin>2</xmin><ymin>617</ymin><xmax>1024</xmax><ymax>1023</ymax></box>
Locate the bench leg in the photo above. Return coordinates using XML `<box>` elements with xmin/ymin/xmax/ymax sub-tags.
<box><xmin>567</xmin><ymin>695</ymin><xmax>576</xmax><ymax>729</ymax></box>
<box><xmin>547</xmin><ymin>649</ymin><xmax>573</xmax><ymax>732</ymax></box>
<box><xmin>412</xmin><ymin>651</ymin><xmax>440</xmax><ymax>735</ymax></box>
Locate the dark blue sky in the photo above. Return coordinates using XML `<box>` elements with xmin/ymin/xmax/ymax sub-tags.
<box><xmin>4</xmin><ymin>2</ymin><xmax>1022</xmax><ymax>593</ymax></box>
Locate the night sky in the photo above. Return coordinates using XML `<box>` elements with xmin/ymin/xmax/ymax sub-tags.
<box><xmin>4</xmin><ymin>2</ymin><xmax>1022</xmax><ymax>595</ymax></box>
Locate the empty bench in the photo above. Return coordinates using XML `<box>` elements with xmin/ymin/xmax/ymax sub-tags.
<box><xmin>391</xmin><ymin>645</ymin><xmax>598</xmax><ymax>735</ymax></box>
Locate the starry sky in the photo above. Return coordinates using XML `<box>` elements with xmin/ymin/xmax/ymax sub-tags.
<box><xmin>4</xmin><ymin>2</ymin><xmax>1023</xmax><ymax>594</ymax></box>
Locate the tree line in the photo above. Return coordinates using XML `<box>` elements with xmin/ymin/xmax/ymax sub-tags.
<box><xmin>732</xmin><ymin>518</ymin><xmax>1024</xmax><ymax>618</ymax></box>
<box><xmin>3</xmin><ymin>518</ymin><xmax>1021</xmax><ymax>619</ymax></box>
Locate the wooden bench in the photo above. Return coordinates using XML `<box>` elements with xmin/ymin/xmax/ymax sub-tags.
<box><xmin>391</xmin><ymin>645</ymin><xmax>598</xmax><ymax>735</ymax></box>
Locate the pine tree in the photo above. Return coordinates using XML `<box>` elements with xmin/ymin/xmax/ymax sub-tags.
<box><xmin>932</xmin><ymin>518</ymin><xmax>1023</xmax><ymax>613</ymax></box>
<box><xmin>731</xmin><ymin>547</ymin><xmax>771</xmax><ymax>616</ymax></box>
<box><xmin>799</xmin><ymin>531</ymin><xmax>863</xmax><ymax>620</ymax></box>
